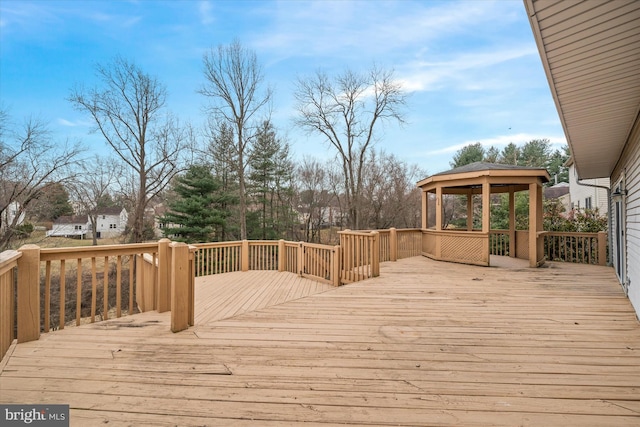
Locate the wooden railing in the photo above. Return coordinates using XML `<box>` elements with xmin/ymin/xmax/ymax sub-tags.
<box><xmin>544</xmin><ymin>231</ymin><xmax>607</xmax><ymax>265</ymax></box>
<box><xmin>489</xmin><ymin>230</ymin><xmax>607</xmax><ymax>265</ymax></box>
<box><xmin>0</xmin><ymin>240</ymin><xmax>196</xmax><ymax>362</ymax></box>
<box><xmin>137</xmin><ymin>240</ymin><xmax>196</xmax><ymax>330</ymax></box>
<box><xmin>0</xmin><ymin>250</ymin><xmax>20</xmax><ymax>361</ymax></box>
<box><xmin>339</xmin><ymin>230</ymin><xmax>380</xmax><ymax>283</ymax></box>
<box><xmin>192</xmin><ymin>240</ymin><xmax>341</xmax><ymax>286</ymax></box>
<box><xmin>397</xmin><ymin>229</ymin><xmax>423</xmax><ymax>259</ymax></box>
<box><xmin>193</xmin><ymin>241</ymin><xmax>242</xmax><ymax>276</ymax></box>
<box><xmin>489</xmin><ymin>230</ymin><xmax>510</xmax><ymax>256</ymax></box>
<box><xmin>364</xmin><ymin>228</ymin><xmax>422</xmax><ymax>262</ymax></box>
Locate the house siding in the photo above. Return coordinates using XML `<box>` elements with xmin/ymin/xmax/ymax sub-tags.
<box><xmin>568</xmin><ymin>164</ymin><xmax>609</xmax><ymax>213</ymax></box>
<box><xmin>47</xmin><ymin>223</ymin><xmax>88</xmax><ymax>238</ymax></box>
<box><xmin>611</xmin><ymin>119</ymin><xmax>640</xmax><ymax>319</ymax></box>
<box><xmin>95</xmin><ymin>209</ymin><xmax>127</xmax><ymax>238</ymax></box>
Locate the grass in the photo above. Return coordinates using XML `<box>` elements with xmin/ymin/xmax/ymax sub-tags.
<box><xmin>11</xmin><ymin>230</ymin><xmax>125</xmax><ymax>250</ymax></box>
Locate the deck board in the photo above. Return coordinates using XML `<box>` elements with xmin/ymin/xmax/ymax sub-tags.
<box><xmin>194</xmin><ymin>270</ymin><xmax>334</xmax><ymax>324</ymax></box>
<box><xmin>2</xmin><ymin>257</ymin><xmax>640</xmax><ymax>426</ymax></box>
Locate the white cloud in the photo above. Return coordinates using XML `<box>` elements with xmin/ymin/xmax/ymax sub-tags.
<box><xmin>199</xmin><ymin>1</ymin><xmax>214</xmax><ymax>26</ymax></box>
<box><xmin>398</xmin><ymin>46</ymin><xmax>539</xmax><ymax>93</ymax></box>
<box><xmin>253</xmin><ymin>0</ymin><xmax>512</xmax><ymax>61</ymax></box>
<box><xmin>57</xmin><ymin>118</ymin><xmax>92</xmax><ymax>127</ymax></box>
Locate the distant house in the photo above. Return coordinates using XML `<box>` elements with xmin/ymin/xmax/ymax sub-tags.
<box><xmin>93</xmin><ymin>207</ymin><xmax>128</xmax><ymax>238</ymax></box>
<box><xmin>543</xmin><ymin>182</ymin><xmax>570</xmax><ymax>215</ymax></box>
<box><xmin>566</xmin><ymin>157</ymin><xmax>609</xmax><ymax>214</ymax></box>
<box><xmin>47</xmin><ymin>207</ymin><xmax>128</xmax><ymax>239</ymax></box>
<box><xmin>47</xmin><ymin>215</ymin><xmax>90</xmax><ymax>239</ymax></box>
<box><xmin>0</xmin><ymin>201</ymin><xmax>26</xmax><ymax>232</ymax></box>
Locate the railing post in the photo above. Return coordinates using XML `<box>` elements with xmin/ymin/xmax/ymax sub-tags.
<box><xmin>371</xmin><ymin>231</ymin><xmax>380</xmax><ymax>277</ymax></box>
<box><xmin>157</xmin><ymin>238</ymin><xmax>171</xmax><ymax>313</ymax></box>
<box><xmin>17</xmin><ymin>245</ymin><xmax>40</xmax><ymax>343</ymax></box>
<box><xmin>389</xmin><ymin>227</ymin><xmax>398</xmax><ymax>262</ymax></box>
<box><xmin>170</xmin><ymin>242</ymin><xmax>190</xmax><ymax>333</ymax></box>
<box><xmin>332</xmin><ymin>245</ymin><xmax>341</xmax><ymax>286</ymax></box>
<box><xmin>598</xmin><ymin>232</ymin><xmax>607</xmax><ymax>266</ymax></box>
<box><xmin>278</xmin><ymin>239</ymin><xmax>285</xmax><ymax>272</ymax></box>
<box><xmin>297</xmin><ymin>242</ymin><xmax>304</xmax><ymax>276</ymax></box>
<box><xmin>188</xmin><ymin>246</ymin><xmax>196</xmax><ymax>327</ymax></box>
<box><xmin>241</xmin><ymin>240</ymin><xmax>249</xmax><ymax>272</ymax></box>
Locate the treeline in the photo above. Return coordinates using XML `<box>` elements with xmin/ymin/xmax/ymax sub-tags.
<box><xmin>158</xmin><ymin>137</ymin><xmax>425</xmax><ymax>244</ymax></box>
<box><xmin>1</xmin><ymin>40</ymin><xmax>418</xmax><ymax>249</ymax></box>
<box><xmin>0</xmin><ymin>103</ymin><xmax>424</xmax><ymax>247</ymax></box>
<box><xmin>446</xmin><ymin>140</ymin><xmax>606</xmax><ymax>233</ymax></box>
<box><xmin>450</xmin><ymin>139</ymin><xmax>569</xmax><ymax>184</ymax></box>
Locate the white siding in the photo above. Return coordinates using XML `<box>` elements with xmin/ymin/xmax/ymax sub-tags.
<box><xmin>611</xmin><ymin>124</ymin><xmax>640</xmax><ymax>319</ymax></box>
<box><xmin>568</xmin><ymin>164</ymin><xmax>609</xmax><ymax>213</ymax></box>
<box><xmin>47</xmin><ymin>223</ymin><xmax>88</xmax><ymax>237</ymax></box>
<box><xmin>95</xmin><ymin>209</ymin><xmax>128</xmax><ymax>238</ymax></box>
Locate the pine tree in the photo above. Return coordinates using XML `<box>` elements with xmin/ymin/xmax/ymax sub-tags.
<box><xmin>158</xmin><ymin>165</ymin><xmax>225</xmax><ymax>243</ymax></box>
<box><xmin>207</xmin><ymin>122</ymin><xmax>240</xmax><ymax>240</ymax></box>
<box><xmin>247</xmin><ymin>121</ymin><xmax>295</xmax><ymax>239</ymax></box>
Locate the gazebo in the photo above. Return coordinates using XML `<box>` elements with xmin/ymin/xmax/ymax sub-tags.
<box><xmin>417</xmin><ymin>162</ymin><xmax>550</xmax><ymax>267</ymax></box>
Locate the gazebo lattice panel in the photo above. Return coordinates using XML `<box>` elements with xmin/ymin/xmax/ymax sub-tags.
<box><xmin>440</xmin><ymin>234</ymin><xmax>487</xmax><ymax>265</ymax></box>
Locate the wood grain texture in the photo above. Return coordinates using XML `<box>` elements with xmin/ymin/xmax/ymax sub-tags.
<box><xmin>2</xmin><ymin>256</ymin><xmax>640</xmax><ymax>426</ymax></box>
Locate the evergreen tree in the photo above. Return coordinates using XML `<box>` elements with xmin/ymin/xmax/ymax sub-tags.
<box><xmin>484</xmin><ymin>146</ymin><xmax>500</xmax><ymax>163</ymax></box>
<box><xmin>546</xmin><ymin>145</ymin><xmax>570</xmax><ymax>184</ymax></box>
<box><xmin>206</xmin><ymin>121</ymin><xmax>240</xmax><ymax>240</ymax></box>
<box><xmin>158</xmin><ymin>165</ymin><xmax>225</xmax><ymax>243</ymax></box>
<box><xmin>31</xmin><ymin>182</ymin><xmax>74</xmax><ymax>222</ymax></box>
<box><xmin>520</xmin><ymin>138</ymin><xmax>551</xmax><ymax>167</ymax></box>
<box><xmin>450</xmin><ymin>142</ymin><xmax>484</xmax><ymax>168</ymax></box>
<box><xmin>499</xmin><ymin>142</ymin><xmax>520</xmax><ymax>165</ymax></box>
<box><xmin>247</xmin><ymin>121</ymin><xmax>295</xmax><ymax>239</ymax></box>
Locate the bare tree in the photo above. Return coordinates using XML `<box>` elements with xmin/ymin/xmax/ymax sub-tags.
<box><xmin>68</xmin><ymin>155</ymin><xmax>122</xmax><ymax>245</ymax></box>
<box><xmin>296</xmin><ymin>157</ymin><xmax>333</xmax><ymax>243</ymax></box>
<box><xmin>199</xmin><ymin>40</ymin><xmax>272</xmax><ymax>240</ymax></box>
<box><xmin>294</xmin><ymin>66</ymin><xmax>407</xmax><ymax>230</ymax></box>
<box><xmin>69</xmin><ymin>56</ymin><xmax>186</xmax><ymax>243</ymax></box>
<box><xmin>361</xmin><ymin>151</ymin><xmax>425</xmax><ymax>229</ymax></box>
<box><xmin>0</xmin><ymin>110</ymin><xmax>82</xmax><ymax>249</ymax></box>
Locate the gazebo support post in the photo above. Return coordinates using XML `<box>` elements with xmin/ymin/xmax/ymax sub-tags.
<box><xmin>421</xmin><ymin>190</ymin><xmax>428</xmax><ymax>229</ymax></box>
<box><xmin>435</xmin><ymin>187</ymin><xmax>443</xmax><ymax>231</ymax></box>
<box><xmin>482</xmin><ymin>181</ymin><xmax>490</xmax><ymax>233</ymax></box>
<box><xmin>528</xmin><ymin>182</ymin><xmax>544</xmax><ymax>267</ymax></box>
<box><xmin>466</xmin><ymin>191</ymin><xmax>473</xmax><ymax>231</ymax></box>
<box><xmin>509</xmin><ymin>187</ymin><xmax>516</xmax><ymax>258</ymax></box>
<box><xmin>482</xmin><ymin>181</ymin><xmax>491</xmax><ymax>266</ymax></box>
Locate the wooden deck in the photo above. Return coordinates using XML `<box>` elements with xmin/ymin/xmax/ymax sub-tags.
<box><xmin>195</xmin><ymin>270</ymin><xmax>335</xmax><ymax>324</ymax></box>
<box><xmin>2</xmin><ymin>257</ymin><xmax>640</xmax><ymax>426</ymax></box>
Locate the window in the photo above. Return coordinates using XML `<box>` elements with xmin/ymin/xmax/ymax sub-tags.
<box><xmin>110</xmin><ymin>224</ymin><xmax>117</xmax><ymax>229</ymax></box>
<box><xmin>585</xmin><ymin>197</ymin><xmax>592</xmax><ymax>209</ymax></box>
<box><xmin>74</xmin><ymin>225</ymin><xmax>82</xmax><ymax>230</ymax></box>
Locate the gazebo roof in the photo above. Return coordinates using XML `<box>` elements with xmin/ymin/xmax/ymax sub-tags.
<box><xmin>417</xmin><ymin>162</ymin><xmax>550</xmax><ymax>188</ymax></box>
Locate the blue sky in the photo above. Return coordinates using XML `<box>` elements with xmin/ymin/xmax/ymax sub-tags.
<box><xmin>0</xmin><ymin>0</ymin><xmax>566</xmax><ymax>175</ymax></box>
